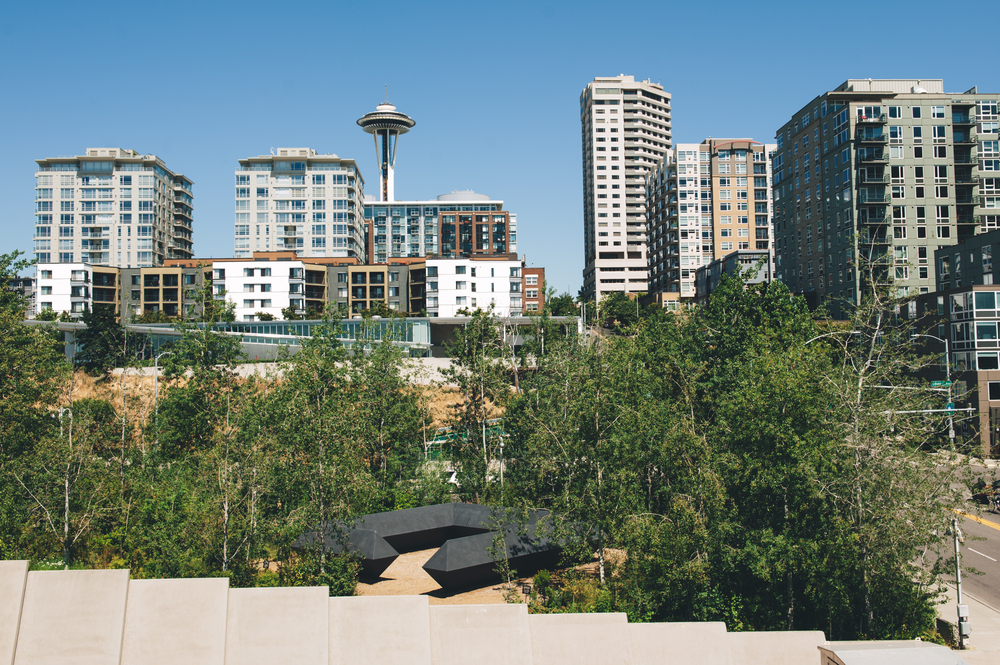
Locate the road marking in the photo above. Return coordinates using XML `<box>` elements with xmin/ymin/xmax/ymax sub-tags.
<box><xmin>953</xmin><ymin>509</ymin><xmax>1000</xmax><ymax>533</ymax></box>
<box><xmin>968</xmin><ymin>548</ymin><xmax>998</xmax><ymax>562</ymax></box>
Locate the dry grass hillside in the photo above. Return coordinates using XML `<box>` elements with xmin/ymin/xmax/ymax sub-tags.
<box><xmin>63</xmin><ymin>370</ymin><xmax>465</xmax><ymax>430</ymax></box>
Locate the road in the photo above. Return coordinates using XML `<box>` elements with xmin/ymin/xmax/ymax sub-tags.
<box><xmin>954</xmin><ymin>508</ymin><xmax>1000</xmax><ymax>611</ymax></box>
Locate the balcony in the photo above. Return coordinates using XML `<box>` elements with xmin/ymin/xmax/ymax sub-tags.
<box><xmin>954</xmin><ymin>155</ymin><xmax>979</xmax><ymax>165</ymax></box>
<box><xmin>955</xmin><ymin>174</ymin><xmax>980</xmax><ymax>184</ymax></box>
<box><xmin>858</xmin><ymin>152</ymin><xmax>888</xmax><ymax>164</ymax></box>
<box><xmin>953</xmin><ymin>132</ymin><xmax>977</xmax><ymax>145</ymax></box>
<box><xmin>856</xmin><ymin>113</ymin><xmax>887</xmax><ymax>124</ymax></box>
<box><xmin>858</xmin><ymin>192</ymin><xmax>890</xmax><ymax>204</ymax></box>
<box><xmin>953</xmin><ymin>113</ymin><xmax>975</xmax><ymax>125</ymax></box>
<box><xmin>859</xmin><ymin>235</ymin><xmax>890</xmax><ymax>245</ymax></box>
<box><xmin>860</xmin><ymin>212</ymin><xmax>890</xmax><ymax>224</ymax></box>
<box><xmin>955</xmin><ymin>195</ymin><xmax>980</xmax><ymax>205</ymax></box>
<box><xmin>858</xmin><ymin>172</ymin><xmax>889</xmax><ymax>184</ymax></box>
<box><xmin>855</xmin><ymin>131</ymin><xmax>887</xmax><ymax>143</ymax></box>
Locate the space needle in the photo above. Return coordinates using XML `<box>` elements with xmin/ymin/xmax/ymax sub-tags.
<box><xmin>357</xmin><ymin>97</ymin><xmax>416</xmax><ymax>202</ymax></box>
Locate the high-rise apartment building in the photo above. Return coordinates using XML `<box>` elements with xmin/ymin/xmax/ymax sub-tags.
<box><xmin>35</xmin><ymin>148</ymin><xmax>193</xmax><ymax>268</ymax></box>
<box><xmin>363</xmin><ymin>191</ymin><xmax>516</xmax><ymax>264</ymax></box>
<box><xmin>234</xmin><ymin>148</ymin><xmax>366</xmax><ymax>261</ymax></box>
<box><xmin>772</xmin><ymin>79</ymin><xmax>1000</xmax><ymax>312</ymax></box>
<box><xmin>580</xmin><ymin>75</ymin><xmax>672</xmax><ymax>302</ymax></box>
<box><xmin>645</xmin><ymin>139</ymin><xmax>775</xmax><ymax>302</ymax></box>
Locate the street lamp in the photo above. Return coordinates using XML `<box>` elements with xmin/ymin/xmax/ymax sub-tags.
<box><xmin>911</xmin><ymin>333</ymin><xmax>954</xmax><ymax>445</ymax></box>
<box><xmin>951</xmin><ymin>517</ymin><xmax>970</xmax><ymax>649</ymax></box>
<box><xmin>154</xmin><ymin>350</ymin><xmax>172</xmax><ymax>418</ymax></box>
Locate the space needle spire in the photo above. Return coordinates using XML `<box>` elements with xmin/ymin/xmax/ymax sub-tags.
<box><xmin>357</xmin><ymin>95</ymin><xmax>415</xmax><ymax>202</ymax></box>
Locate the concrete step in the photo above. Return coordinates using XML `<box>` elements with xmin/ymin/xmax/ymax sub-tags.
<box><xmin>727</xmin><ymin>630</ymin><xmax>826</xmax><ymax>665</ymax></box>
<box><xmin>224</xmin><ymin>586</ymin><xmax>329</xmax><ymax>665</ymax></box>
<box><xmin>121</xmin><ymin>577</ymin><xmax>229</xmax><ymax>665</ymax></box>
<box><xmin>529</xmin><ymin>612</ymin><xmax>632</xmax><ymax>665</ymax></box>
<box><xmin>429</xmin><ymin>603</ymin><xmax>534</xmax><ymax>665</ymax></box>
<box><xmin>0</xmin><ymin>561</ymin><xmax>29</xmax><ymax>665</ymax></box>
<box><xmin>629</xmin><ymin>621</ymin><xmax>732</xmax><ymax>665</ymax></box>
<box><xmin>14</xmin><ymin>569</ymin><xmax>130</xmax><ymax>665</ymax></box>
<box><xmin>329</xmin><ymin>595</ymin><xmax>431</xmax><ymax>665</ymax></box>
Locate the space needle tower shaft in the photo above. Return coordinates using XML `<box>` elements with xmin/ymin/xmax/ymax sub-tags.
<box><xmin>357</xmin><ymin>98</ymin><xmax>415</xmax><ymax>202</ymax></box>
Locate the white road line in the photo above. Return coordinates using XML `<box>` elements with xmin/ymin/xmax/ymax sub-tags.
<box><xmin>968</xmin><ymin>548</ymin><xmax>998</xmax><ymax>562</ymax></box>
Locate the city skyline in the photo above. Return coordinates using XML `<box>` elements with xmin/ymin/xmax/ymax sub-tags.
<box><xmin>2</xmin><ymin>1</ymin><xmax>998</xmax><ymax>296</ymax></box>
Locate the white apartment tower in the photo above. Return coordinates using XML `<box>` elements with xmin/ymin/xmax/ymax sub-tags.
<box><xmin>580</xmin><ymin>75</ymin><xmax>672</xmax><ymax>301</ymax></box>
<box><xmin>34</xmin><ymin>148</ymin><xmax>193</xmax><ymax>267</ymax></box>
<box><xmin>234</xmin><ymin>149</ymin><xmax>366</xmax><ymax>261</ymax></box>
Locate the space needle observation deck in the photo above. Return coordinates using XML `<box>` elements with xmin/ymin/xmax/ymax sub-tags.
<box><xmin>357</xmin><ymin>101</ymin><xmax>416</xmax><ymax>202</ymax></box>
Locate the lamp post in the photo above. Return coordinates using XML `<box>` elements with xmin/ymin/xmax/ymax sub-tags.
<box><xmin>911</xmin><ymin>333</ymin><xmax>954</xmax><ymax>445</ymax></box>
<box><xmin>154</xmin><ymin>350</ymin><xmax>172</xmax><ymax>418</ymax></box>
<box><xmin>952</xmin><ymin>517</ymin><xmax>970</xmax><ymax>649</ymax></box>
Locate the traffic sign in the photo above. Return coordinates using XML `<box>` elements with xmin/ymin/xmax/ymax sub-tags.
<box><xmin>946</xmin><ymin>403</ymin><xmax>955</xmax><ymax>411</ymax></box>
<box><xmin>930</xmin><ymin>381</ymin><xmax>952</xmax><ymax>387</ymax></box>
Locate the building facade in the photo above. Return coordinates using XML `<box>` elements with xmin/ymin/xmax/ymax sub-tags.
<box><xmin>646</xmin><ymin>139</ymin><xmax>775</xmax><ymax>302</ymax></box>
<box><xmin>36</xmin><ymin>253</ymin><xmax>541</xmax><ymax>321</ymax></box>
<box><xmin>522</xmin><ymin>267</ymin><xmax>545</xmax><ymax>313</ymax></box>
<box><xmin>363</xmin><ymin>192</ymin><xmax>517</xmax><ymax>264</ymax></box>
<box><xmin>234</xmin><ymin>149</ymin><xmax>366</xmax><ymax>261</ymax></box>
<box><xmin>694</xmin><ymin>250</ymin><xmax>772</xmax><ymax>305</ymax></box>
<box><xmin>424</xmin><ymin>257</ymin><xmax>525</xmax><ymax>318</ymax></box>
<box><xmin>35</xmin><ymin>148</ymin><xmax>193</xmax><ymax>268</ymax></box>
<box><xmin>772</xmin><ymin>80</ymin><xmax>1000</xmax><ymax>313</ymax></box>
<box><xmin>580</xmin><ymin>75</ymin><xmax>672</xmax><ymax>302</ymax></box>
<box><xmin>35</xmin><ymin>262</ymin><xmax>210</xmax><ymax>320</ymax></box>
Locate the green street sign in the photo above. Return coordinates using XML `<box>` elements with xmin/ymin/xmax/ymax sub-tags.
<box><xmin>946</xmin><ymin>403</ymin><xmax>955</xmax><ymax>411</ymax></box>
<box><xmin>930</xmin><ymin>381</ymin><xmax>952</xmax><ymax>387</ymax></box>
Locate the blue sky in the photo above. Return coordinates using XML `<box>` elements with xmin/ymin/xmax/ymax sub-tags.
<box><xmin>2</xmin><ymin>0</ymin><xmax>997</xmax><ymax>295</ymax></box>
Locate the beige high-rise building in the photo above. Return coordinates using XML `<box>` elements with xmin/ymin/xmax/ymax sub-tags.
<box><xmin>234</xmin><ymin>148</ymin><xmax>366</xmax><ymax>261</ymax></box>
<box><xmin>34</xmin><ymin>148</ymin><xmax>193</xmax><ymax>268</ymax></box>
<box><xmin>772</xmin><ymin>79</ymin><xmax>1000</xmax><ymax>313</ymax></box>
<box><xmin>645</xmin><ymin>139</ymin><xmax>776</xmax><ymax>304</ymax></box>
<box><xmin>580</xmin><ymin>75</ymin><xmax>672</xmax><ymax>302</ymax></box>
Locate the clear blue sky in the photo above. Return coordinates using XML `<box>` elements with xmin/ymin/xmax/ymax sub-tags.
<box><xmin>1</xmin><ymin>0</ymin><xmax>996</xmax><ymax>296</ymax></box>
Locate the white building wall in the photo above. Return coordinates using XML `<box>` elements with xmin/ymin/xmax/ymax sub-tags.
<box><xmin>34</xmin><ymin>263</ymin><xmax>93</xmax><ymax>316</ymax></box>
<box><xmin>217</xmin><ymin>260</ymin><xmax>307</xmax><ymax>321</ymax></box>
<box><xmin>426</xmin><ymin>258</ymin><xmax>522</xmax><ymax>318</ymax></box>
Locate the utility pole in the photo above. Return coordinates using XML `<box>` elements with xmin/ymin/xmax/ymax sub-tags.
<box><xmin>911</xmin><ymin>334</ymin><xmax>954</xmax><ymax>446</ymax></box>
<box><xmin>953</xmin><ymin>517</ymin><xmax>970</xmax><ymax>649</ymax></box>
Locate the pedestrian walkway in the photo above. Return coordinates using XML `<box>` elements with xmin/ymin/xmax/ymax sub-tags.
<box><xmin>939</xmin><ymin>583</ymin><xmax>1000</xmax><ymax>665</ymax></box>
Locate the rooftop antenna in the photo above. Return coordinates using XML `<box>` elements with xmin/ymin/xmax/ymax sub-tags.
<box><xmin>385</xmin><ymin>85</ymin><xmax>388</xmax><ymax>103</ymax></box>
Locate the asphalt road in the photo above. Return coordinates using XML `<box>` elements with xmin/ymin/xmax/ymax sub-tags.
<box><xmin>953</xmin><ymin>508</ymin><xmax>1000</xmax><ymax>611</ymax></box>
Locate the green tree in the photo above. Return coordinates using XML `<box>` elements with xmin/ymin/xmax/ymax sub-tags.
<box><xmin>10</xmin><ymin>380</ymin><xmax>115</xmax><ymax>568</ymax></box>
<box><xmin>546</xmin><ymin>291</ymin><xmax>578</xmax><ymax>317</ymax></box>
<box><xmin>75</xmin><ymin>305</ymin><xmax>146</xmax><ymax>376</ymax></box>
<box><xmin>346</xmin><ymin>315</ymin><xmax>429</xmax><ymax>499</ymax></box>
<box><xmin>441</xmin><ymin>308</ymin><xmax>510</xmax><ymax>502</ymax></box>
<box><xmin>260</xmin><ymin>316</ymin><xmax>377</xmax><ymax>592</ymax></box>
<box><xmin>0</xmin><ymin>250</ymin><xmax>68</xmax><ymax>459</ymax></box>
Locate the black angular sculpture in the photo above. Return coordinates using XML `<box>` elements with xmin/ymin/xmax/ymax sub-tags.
<box><xmin>293</xmin><ymin>503</ymin><xmax>564</xmax><ymax>589</ymax></box>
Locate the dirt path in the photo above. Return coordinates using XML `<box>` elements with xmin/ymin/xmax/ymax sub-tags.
<box><xmin>356</xmin><ymin>547</ymin><xmax>524</xmax><ymax>605</ymax></box>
